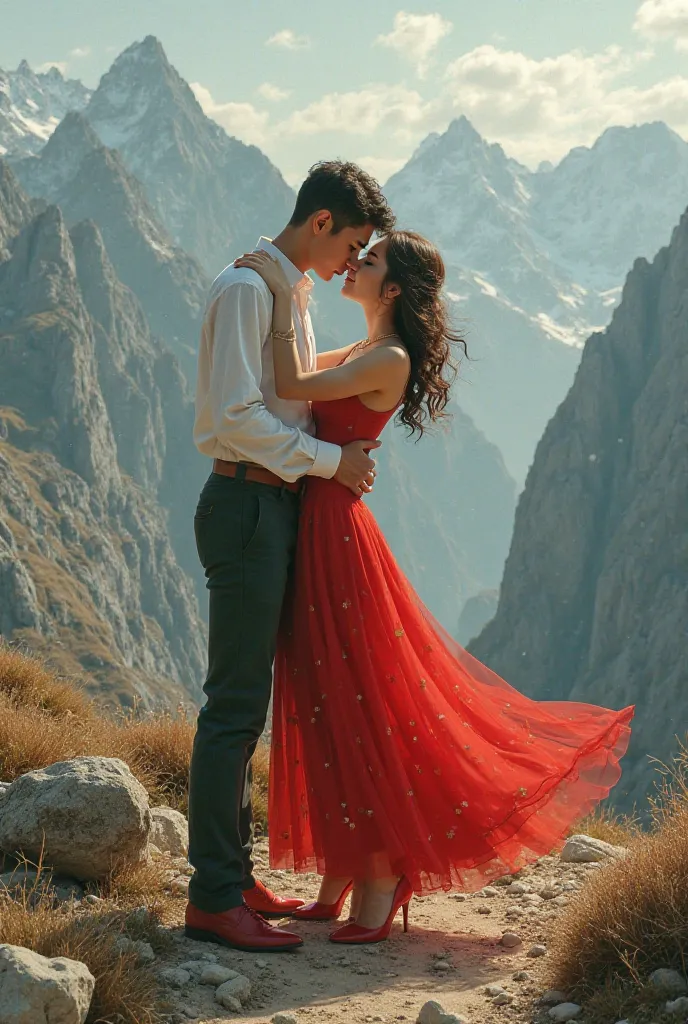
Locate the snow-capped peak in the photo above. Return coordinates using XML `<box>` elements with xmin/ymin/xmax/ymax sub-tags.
<box><xmin>0</xmin><ymin>60</ymin><xmax>91</xmax><ymax>158</ymax></box>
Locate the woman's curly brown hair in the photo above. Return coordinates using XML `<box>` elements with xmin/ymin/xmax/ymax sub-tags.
<box><xmin>382</xmin><ymin>230</ymin><xmax>466</xmax><ymax>438</ymax></box>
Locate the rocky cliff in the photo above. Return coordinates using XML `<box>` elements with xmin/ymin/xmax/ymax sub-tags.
<box><xmin>0</xmin><ymin>166</ymin><xmax>206</xmax><ymax>706</ymax></box>
<box><xmin>12</xmin><ymin>112</ymin><xmax>208</xmax><ymax>384</ymax></box>
<box><xmin>469</xmin><ymin>204</ymin><xmax>688</xmax><ymax>806</ymax></box>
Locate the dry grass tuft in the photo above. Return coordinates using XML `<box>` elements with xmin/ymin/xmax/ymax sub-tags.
<box><xmin>0</xmin><ymin>643</ymin><xmax>272</xmax><ymax>829</ymax></box>
<box><xmin>109</xmin><ymin>704</ymin><xmax>196</xmax><ymax>814</ymax></box>
<box><xmin>549</xmin><ymin>769</ymin><xmax>688</xmax><ymax>1003</ymax></box>
<box><xmin>0</xmin><ymin>888</ymin><xmax>165</xmax><ymax>1023</ymax></box>
<box><xmin>573</xmin><ymin>803</ymin><xmax>642</xmax><ymax>847</ymax></box>
<box><xmin>0</xmin><ymin>643</ymin><xmax>93</xmax><ymax>720</ymax></box>
<box><xmin>94</xmin><ymin>856</ymin><xmax>187</xmax><ymax>929</ymax></box>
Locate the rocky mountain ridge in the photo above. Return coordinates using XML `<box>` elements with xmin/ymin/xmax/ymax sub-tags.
<box><xmin>0</xmin><ymin>164</ymin><xmax>206</xmax><ymax>706</ymax></box>
<box><xmin>469</xmin><ymin>199</ymin><xmax>688</xmax><ymax>805</ymax></box>
<box><xmin>0</xmin><ymin>59</ymin><xmax>91</xmax><ymax>158</ymax></box>
<box><xmin>11</xmin><ymin>111</ymin><xmax>209</xmax><ymax>383</ymax></box>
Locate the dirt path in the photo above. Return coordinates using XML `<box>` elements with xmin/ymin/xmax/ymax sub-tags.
<box><xmin>160</xmin><ymin>841</ymin><xmax>601</xmax><ymax>1024</ymax></box>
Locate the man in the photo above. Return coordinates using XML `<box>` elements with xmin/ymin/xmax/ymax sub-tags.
<box><xmin>186</xmin><ymin>161</ymin><xmax>396</xmax><ymax>950</ymax></box>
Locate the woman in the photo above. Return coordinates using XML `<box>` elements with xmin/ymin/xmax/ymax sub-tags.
<box><xmin>234</xmin><ymin>232</ymin><xmax>633</xmax><ymax>945</ymax></box>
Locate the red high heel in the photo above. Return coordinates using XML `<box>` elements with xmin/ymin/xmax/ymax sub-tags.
<box><xmin>329</xmin><ymin>877</ymin><xmax>413</xmax><ymax>944</ymax></box>
<box><xmin>292</xmin><ymin>881</ymin><xmax>354</xmax><ymax>921</ymax></box>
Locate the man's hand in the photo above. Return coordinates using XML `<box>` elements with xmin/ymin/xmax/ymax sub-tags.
<box><xmin>335</xmin><ymin>439</ymin><xmax>381</xmax><ymax>496</ymax></box>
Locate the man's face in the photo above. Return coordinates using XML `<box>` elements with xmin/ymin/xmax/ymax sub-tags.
<box><xmin>309</xmin><ymin>215</ymin><xmax>374</xmax><ymax>282</ymax></box>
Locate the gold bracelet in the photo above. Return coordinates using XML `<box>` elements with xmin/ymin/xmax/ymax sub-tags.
<box><xmin>271</xmin><ymin>327</ymin><xmax>297</xmax><ymax>343</ymax></box>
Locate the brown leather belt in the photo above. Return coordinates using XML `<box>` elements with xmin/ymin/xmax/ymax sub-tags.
<box><xmin>212</xmin><ymin>458</ymin><xmax>302</xmax><ymax>493</ymax></box>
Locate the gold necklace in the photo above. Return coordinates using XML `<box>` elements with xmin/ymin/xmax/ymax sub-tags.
<box><xmin>349</xmin><ymin>331</ymin><xmax>400</xmax><ymax>359</ymax></box>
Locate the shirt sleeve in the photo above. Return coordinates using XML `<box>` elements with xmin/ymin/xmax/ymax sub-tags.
<box><xmin>208</xmin><ymin>281</ymin><xmax>342</xmax><ymax>482</ymax></box>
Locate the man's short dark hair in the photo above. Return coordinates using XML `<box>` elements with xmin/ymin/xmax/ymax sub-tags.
<box><xmin>290</xmin><ymin>160</ymin><xmax>396</xmax><ymax>235</ymax></box>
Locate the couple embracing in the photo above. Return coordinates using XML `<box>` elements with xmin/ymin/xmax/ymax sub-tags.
<box><xmin>185</xmin><ymin>161</ymin><xmax>634</xmax><ymax>951</ymax></box>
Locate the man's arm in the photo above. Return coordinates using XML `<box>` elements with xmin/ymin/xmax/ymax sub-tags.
<box><xmin>207</xmin><ymin>280</ymin><xmax>341</xmax><ymax>482</ymax></box>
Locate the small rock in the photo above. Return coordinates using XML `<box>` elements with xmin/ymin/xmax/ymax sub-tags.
<box><xmin>215</xmin><ymin>974</ymin><xmax>251</xmax><ymax>1006</ymax></box>
<box><xmin>560</xmin><ymin>834</ymin><xmax>626</xmax><ymax>863</ymax></box>
<box><xmin>540</xmin><ymin>887</ymin><xmax>559</xmax><ymax>900</ymax></box>
<box><xmin>506</xmin><ymin>881</ymin><xmax>530</xmax><ymax>895</ymax></box>
<box><xmin>200</xmin><ymin>964</ymin><xmax>240</xmax><ymax>985</ymax></box>
<box><xmin>484</xmin><ymin>984</ymin><xmax>506</xmax><ymax>997</ymax></box>
<box><xmin>527</xmin><ymin>944</ymin><xmax>547</xmax><ymax>958</ymax></box>
<box><xmin>114</xmin><ymin>937</ymin><xmax>155</xmax><ymax>962</ymax></box>
<box><xmin>513</xmin><ymin>971</ymin><xmax>531</xmax><ymax>982</ymax></box>
<box><xmin>159</xmin><ymin>967</ymin><xmax>191</xmax><ymax>988</ymax></box>
<box><xmin>216</xmin><ymin>993</ymin><xmax>241</xmax><ymax>1012</ymax></box>
<box><xmin>83</xmin><ymin>894</ymin><xmax>104</xmax><ymax>906</ymax></box>
<box><xmin>666</xmin><ymin>997</ymin><xmax>688</xmax><ymax>1015</ymax></box>
<box><xmin>477</xmin><ymin>906</ymin><xmax>492</xmax><ymax>915</ymax></box>
<box><xmin>493</xmin><ymin>992</ymin><xmax>514</xmax><ymax>1006</ymax></box>
<box><xmin>170</xmin><ymin>876</ymin><xmax>190</xmax><ymax>894</ymax></box>
<box><xmin>481</xmin><ymin>886</ymin><xmax>500</xmax><ymax>897</ymax></box>
<box><xmin>649</xmin><ymin>968</ymin><xmax>688</xmax><ymax>995</ymax></box>
<box><xmin>548</xmin><ymin>1003</ymin><xmax>582</xmax><ymax>1022</ymax></box>
<box><xmin>521</xmin><ymin>893</ymin><xmax>544</xmax><ymax>904</ymax></box>
<box><xmin>551</xmin><ymin>895</ymin><xmax>569</xmax><ymax>907</ymax></box>
<box><xmin>539</xmin><ymin>991</ymin><xmax>570</xmax><ymax>1006</ymax></box>
<box><xmin>433</xmin><ymin>960</ymin><xmax>452</xmax><ymax>972</ymax></box>
<box><xmin>0</xmin><ymin>944</ymin><xmax>95</xmax><ymax>1024</ymax></box>
<box><xmin>449</xmin><ymin>893</ymin><xmax>467</xmax><ymax>901</ymax></box>
<box><xmin>150</xmin><ymin>806</ymin><xmax>189</xmax><ymax>858</ymax></box>
<box><xmin>272</xmin><ymin>1015</ymin><xmax>299</xmax><ymax>1024</ymax></box>
<box><xmin>417</xmin><ymin>1001</ymin><xmax>465</xmax><ymax>1024</ymax></box>
<box><xmin>500</xmin><ymin>932</ymin><xmax>523</xmax><ymax>949</ymax></box>
<box><xmin>178</xmin><ymin>960</ymin><xmax>206</xmax><ymax>975</ymax></box>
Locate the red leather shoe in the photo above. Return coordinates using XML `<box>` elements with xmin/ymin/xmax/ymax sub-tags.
<box><xmin>242</xmin><ymin>878</ymin><xmax>306</xmax><ymax>918</ymax></box>
<box><xmin>184</xmin><ymin>901</ymin><xmax>303</xmax><ymax>951</ymax></box>
<box><xmin>329</xmin><ymin>877</ymin><xmax>413</xmax><ymax>944</ymax></box>
<box><xmin>292</xmin><ymin>881</ymin><xmax>354</xmax><ymax>921</ymax></box>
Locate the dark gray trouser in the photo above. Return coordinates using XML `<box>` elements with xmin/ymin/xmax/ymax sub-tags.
<box><xmin>187</xmin><ymin>468</ymin><xmax>299</xmax><ymax>913</ymax></box>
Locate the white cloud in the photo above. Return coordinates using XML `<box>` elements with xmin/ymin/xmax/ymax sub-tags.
<box><xmin>277</xmin><ymin>83</ymin><xmax>430</xmax><ymax>141</ymax></box>
<box><xmin>69</xmin><ymin>46</ymin><xmax>91</xmax><ymax>58</ymax></box>
<box><xmin>439</xmin><ymin>44</ymin><xmax>680</xmax><ymax>165</ymax></box>
<box><xmin>190</xmin><ymin>83</ymin><xmax>269</xmax><ymax>146</ymax></box>
<box><xmin>353</xmin><ymin>154</ymin><xmax>407</xmax><ymax>185</ymax></box>
<box><xmin>376</xmin><ymin>11</ymin><xmax>453</xmax><ymax>77</ymax></box>
<box><xmin>634</xmin><ymin>0</ymin><xmax>688</xmax><ymax>50</ymax></box>
<box><xmin>36</xmin><ymin>61</ymin><xmax>69</xmax><ymax>75</ymax></box>
<box><xmin>266</xmin><ymin>29</ymin><xmax>310</xmax><ymax>50</ymax></box>
<box><xmin>257</xmin><ymin>82</ymin><xmax>291</xmax><ymax>102</ymax></box>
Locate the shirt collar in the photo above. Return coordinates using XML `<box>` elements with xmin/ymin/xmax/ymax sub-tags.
<box><xmin>256</xmin><ymin>237</ymin><xmax>313</xmax><ymax>294</ymax></box>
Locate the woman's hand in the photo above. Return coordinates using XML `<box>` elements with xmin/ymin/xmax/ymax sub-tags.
<box><xmin>234</xmin><ymin>250</ymin><xmax>291</xmax><ymax>296</ymax></box>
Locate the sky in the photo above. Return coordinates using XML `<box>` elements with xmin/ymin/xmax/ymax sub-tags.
<box><xmin>2</xmin><ymin>0</ymin><xmax>688</xmax><ymax>185</ymax></box>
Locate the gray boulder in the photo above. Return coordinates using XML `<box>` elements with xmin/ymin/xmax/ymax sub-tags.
<box><xmin>0</xmin><ymin>757</ymin><xmax>151</xmax><ymax>880</ymax></box>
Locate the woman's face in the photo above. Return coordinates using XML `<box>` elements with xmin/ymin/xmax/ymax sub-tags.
<box><xmin>341</xmin><ymin>237</ymin><xmax>397</xmax><ymax>306</ymax></box>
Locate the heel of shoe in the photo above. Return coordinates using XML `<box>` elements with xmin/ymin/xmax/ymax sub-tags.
<box><xmin>402</xmin><ymin>900</ymin><xmax>409</xmax><ymax>933</ymax></box>
<box><xmin>184</xmin><ymin>925</ymin><xmax>212</xmax><ymax>942</ymax></box>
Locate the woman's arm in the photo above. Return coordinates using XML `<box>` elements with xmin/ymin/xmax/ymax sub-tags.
<box><xmin>317</xmin><ymin>343</ymin><xmax>358</xmax><ymax>370</ymax></box>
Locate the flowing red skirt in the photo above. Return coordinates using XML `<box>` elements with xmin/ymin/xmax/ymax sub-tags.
<box><xmin>269</xmin><ymin>476</ymin><xmax>634</xmax><ymax>894</ymax></box>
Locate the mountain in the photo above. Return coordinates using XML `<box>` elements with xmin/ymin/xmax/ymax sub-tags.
<box><xmin>468</xmin><ymin>203</ymin><xmax>688</xmax><ymax>807</ymax></box>
<box><xmin>83</xmin><ymin>36</ymin><xmax>294</xmax><ymax>276</ymax></box>
<box><xmin>531</xmin><ymin>122</ymin><xmax>688</xmax><ymax>289</ymax></box>
<box><xmin>11</xmin><ymin>112</ymin><xmax>208</xmax><ymax>383</ymax></box>
<box><xmin>368</xmin><ymin>406</ymin><xmax>516</xmax><ymax>631</ymax></box>
<box><xmin>0</xmin><ymin>165</ymin><xmax>206</xmax><ymax>706</ymax></box>
<box><xmin>384</xmin><ymin>117</ymin><xmax>688</xmax><ymax>482</ymax></box>
<box><xmin>0</xmin><ymin>60</ymin><xmax>91</xmax><ymax>157</ymax></box>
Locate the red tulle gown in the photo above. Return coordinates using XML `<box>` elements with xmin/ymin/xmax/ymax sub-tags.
<box><xmin>269</xmin><ymin>393</ymin><xmax>634</xmax><ymax>894</ymax></box>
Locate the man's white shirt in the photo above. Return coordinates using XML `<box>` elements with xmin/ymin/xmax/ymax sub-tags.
<box><xmin>194</xmin><ymin>237</ymin><xmax>342</xmax><ymax>483</ymax></box>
